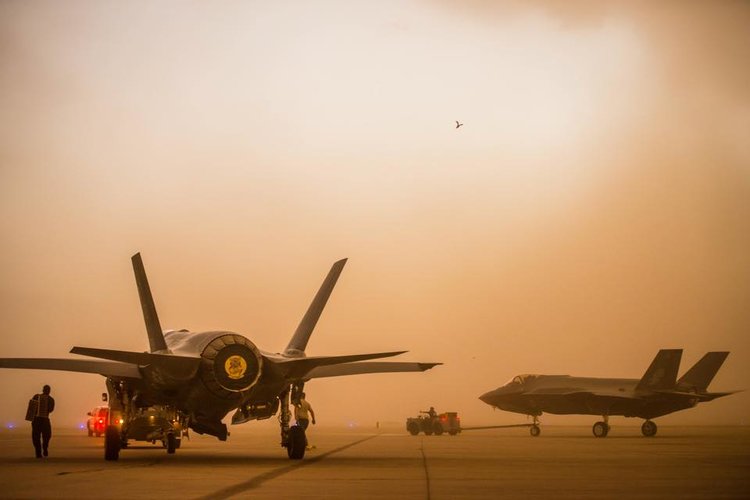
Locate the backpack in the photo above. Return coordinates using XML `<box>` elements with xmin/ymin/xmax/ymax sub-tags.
<box><xmin>25</xmin><ymin>396</ymin><xmax>38</xmax><ymax>421</ymax></box>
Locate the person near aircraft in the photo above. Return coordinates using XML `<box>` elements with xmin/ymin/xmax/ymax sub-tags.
<box><xmin>29</xmin><ymin>385</ymin><xmax>55</xmax><ymax>458</ymax></box>
<box><xmin>294</xmin><ymin>392</ymin><xmax>316</xmax><ymax>450</ymax></box>
<box><xmin>294</xmin><ymin>392</ymin><xmax>316</xmax><ymax>431</ymax></box>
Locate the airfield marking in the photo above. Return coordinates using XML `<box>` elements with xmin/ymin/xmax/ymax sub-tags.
<box><xmin>420</xmin><ymin>438</ymin><xmax>432</xmax><ymax>500</ymax></box>
<box><xmin>198</xmin><ymin>434</ymin><xmax>380</xmax><ymax>500</ymax></box>
<box><xmin>57</xmin><ymin>460</ymin><xmax>161</xmax><ymax>476</ymax></box>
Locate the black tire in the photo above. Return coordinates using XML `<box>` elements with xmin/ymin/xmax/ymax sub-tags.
<box><xmin>448</xmin><ymin>430</ymin><xmax>458</xmax><ymax>436</ymax></box>
<box><xmin>407</xmin><ymin>422</ymin><xmax>420</xmax><ymax>436</ymax></box>
<box><xmin>287</xmin><ymin>425</ymin><xmax>306</xmax><ymax>460</ymax></box>
<box><xmin>592</xmin><ymin>421</ymin><xmax>609</xmax><ymax>438</ymax></box>
<box><xmin>433</xmin><ymin>422</ymin><xmax>444</xmax><ymax>436</ymax></box>
<box><xmin>530</xmin><ymin>425</ymin><xmax>541</xmax><ymax>437</ymax></box>
<box><xmin>166</xmin><ymin>433</ymin><xmax>176</xmax><ymax>454</ymax></box>
<box><xmin>104</xmin><ymin>426</ymin><xmax>121</xmax><ymax>461</ymax></box>
<box><xmin>424</xmin><ymin>429</ymin><xmax>433</xmax><ymax>436</ymax></box>
<box><xmin>641</xmin><ymin>420</ymin><xmax>657</xmax><ymax>437</ymax></box>
<box><xmin>174</xmin><ymin>438</ymin><xmax>181</xmax><ymax>449</ymax></box>
<box><xmin>88</xmin><ymin>427</ymin><xmax>94</xmax><ymax>437</ymax></box>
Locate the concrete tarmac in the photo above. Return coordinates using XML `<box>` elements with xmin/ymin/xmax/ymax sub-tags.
<box><xmin>0</xmin><ymin>425</ymin><xmax>747</xmax><ymax>499</ymax></box>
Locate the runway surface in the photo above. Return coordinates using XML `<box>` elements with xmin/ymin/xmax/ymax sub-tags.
<box><xmin>0</xmin><ymin>425</ymin><xmax>747</xmax><ymax>499</ymax></box>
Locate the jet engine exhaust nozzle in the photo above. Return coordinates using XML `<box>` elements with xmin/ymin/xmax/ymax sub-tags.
<box><xmin>199</xmin><ymin>334</ymin><xmax>263</xmax><ymax>398</ymax></box>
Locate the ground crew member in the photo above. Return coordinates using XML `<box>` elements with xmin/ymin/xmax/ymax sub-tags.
<box><xmin>294</xmin><ymin>392</ymin><xmax>316</xmax><ymax>450</ymax></box>
<box><xmin>30</xmin><ymin>385</ymin><xmax>55</xmax><ymax>458</ymax></box>
<box><xmin>293</xmin><ymin>392</ymin><xmax>316</xmax><ymax>430</ymax></box>
<box><xmin>423</xmin><ymin>406</ymin><xmax>437</xmax><ymax>419</ymax></box>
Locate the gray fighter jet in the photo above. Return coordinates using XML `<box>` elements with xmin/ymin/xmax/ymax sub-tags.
<box><xmin>0</xmin><ymin>254</ymin><xmax>439</xmax><ymax>460</ymax></box>
<box><xmin>479</xmin><ymin>349</ymin><xmax>737</xmax><ymax>437</ymax></box>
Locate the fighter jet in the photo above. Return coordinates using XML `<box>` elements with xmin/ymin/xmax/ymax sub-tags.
<box><xmin>479</xmin><ymin>349</ymin><xmax>737</xmax><ymax>437</ymax></box>
<box><xmin>0</xmin><ymin>254</ymin><xmax>440</xmax><ymax>460</ymax></box>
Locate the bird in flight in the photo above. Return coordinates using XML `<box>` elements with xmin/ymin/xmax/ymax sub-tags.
<box><xmin>455</xmin><ymin>120</ymin><xmax>464</xmax><ymax>129</ymax></box>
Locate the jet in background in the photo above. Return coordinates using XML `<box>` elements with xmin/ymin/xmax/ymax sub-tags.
<box><xmin>0</xmin><ymin>254</ymin><xmax>440</xmax><ymax>460</ymax></box>
<box><xmin>479</xmin><ymin>350</ymin><xmax>737</xmax><ymax>437</ymax></box>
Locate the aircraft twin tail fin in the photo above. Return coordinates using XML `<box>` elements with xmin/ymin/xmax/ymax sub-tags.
<box><xmin>284</xmin><ymin>258</ymin><xmax>347</xmax><ymax>357</ymax></box>
<box><xmin>676</xmin><ymin>351</ymin><xmax>730</xmax><ymax>392</ymax></box>
<box><xmin>636</xmin><ymin>349</ymin><xmax>682</xmax><ymax>391</ymax></box>
<box><xmin>132</xmin><ymin>253</ymin><xmax>168</xmax><ymax>353</ymax></box>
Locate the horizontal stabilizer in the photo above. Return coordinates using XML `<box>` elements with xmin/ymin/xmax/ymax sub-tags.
<box><xmin>276</xmin><ymin>351</ymin><xmax>408</xmax><ymax>379</ymax></box>
<box><xmin>636</xmin><ymin>349</ymin><xmax>682</xmax><ymax>391</ymax></box>
<box><xmin>0</xmin><ymin>358</ymin><xmax>141</xmax><ymax>378</ymax></box>
<box><xmin>655</xmin><ymin>389</ymin><xmax>741</xmax><ymax>402</ymax></box>
<box><xmin>71</xmin><ymin>347</ymin><xmax>201</xmax><ymax>379</ymax></box>
<box><xmin>305</xmin><ymin>361</ymin><xmax>442</xmax><ymax>379</ymax></box>
<box><xmin>677</xmin><ymin>352</ymin><xmax>729</xmax><ymax>392</ymax></box>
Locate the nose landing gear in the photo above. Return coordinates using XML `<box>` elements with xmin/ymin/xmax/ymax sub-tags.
<box><xmin>641</xmin><ymin>420</ymin><xmax>657</xmax><ymax>437</ymax></box>
<box><xmin>592</xmin><ymin>415</ymin><xmax>610</xmax><ymax>438</ymax></box>
<box><xmin>529</xmin><ymin>415</ymin><xmax>541</xmax><ymax>437</ymax></box>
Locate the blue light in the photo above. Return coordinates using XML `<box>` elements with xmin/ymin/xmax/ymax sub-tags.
<box><xmin>78</xmin><ymin>423</ymin><xmax>86</xmax><ymax>430</ymax></box>
<box><xmin>6</xmin><ymin>423</ymin><xmax>15</xmax><ymax>430</ymax></box>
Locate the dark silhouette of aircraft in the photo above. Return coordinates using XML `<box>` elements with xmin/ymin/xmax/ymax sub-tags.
<box><xmin>0</xmin><ymin>254</ymin><xmax>439</xmax><ymax>460</ymax></box>
<box><xmin>455</xmin><ymin>120</ymin><xmax>463</xmax><ymax>129</ymax></box>
<box><xmin>479</xmin><ymin>350</ymin><xmax>737</xmax><ymax>437</ymax></box>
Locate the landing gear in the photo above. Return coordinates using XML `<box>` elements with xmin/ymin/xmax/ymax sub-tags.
<box><xmin>641</xmin><ymin>420</ymin><xmax>657</xmax><ymax>437</ymax></box>
<box><xmin>104</xmin><ymin>425</ymin><xmax>121</xmax><ymax>461</ymax></box>
<box><xmin>279</xmin><ymin>383</ymin><xmax>306</xmax><ymax>460</ymax></box>
<box><xmin>529</xmin><ymin>415</ymin><xmax>541</xmax><ymax>437</ymax></box>
<box><xmin>592</xmin><ymin>415</ymin><xmax>610</xmax><ymax>438</ymax></box>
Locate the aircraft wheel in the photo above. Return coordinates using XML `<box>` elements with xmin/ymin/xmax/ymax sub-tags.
<box><xmin>407</xmin><ymin>422</ymin><xmax>420</xmax><ymax>435</ymax></box>
<box><xmin>641</xmin><ymin>420</ymin><xmax>657</xmax><ymax>437</ymax></box>
<box><xmin>592</xmin><ymin>421</ymin><xmax>609</xmax><ymax>438</ymax></box>
<box><xmin>530</xmin><ymin>425</ymin><xmax>541</xmax><ymax>437</ymax></box>
<box><xmin>166</xmin><ymin>433</ymin><xmax>177</xmax><ymax>454</ymax></box>
<box><xmin>287</xmin><ymin>425</ymin><xmax>306</xmax><ymax>460</ymax></box>
<box><xmin>433</xmin><ymin>422</ymin><xmax>444</xmax><ymax>436</ymax></box>
<box><xmin>104</xmin><ymin>425</ymin><xmax>121</xmax><ymax>461</ymax></box>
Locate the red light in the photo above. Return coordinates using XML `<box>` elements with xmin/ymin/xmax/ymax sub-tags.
<box><xmin>98</xmin><ymin>419</ymin><xmax>103</xmax><ymax>424</ymax></box>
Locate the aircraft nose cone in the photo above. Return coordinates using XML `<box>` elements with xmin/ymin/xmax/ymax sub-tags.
<box><xmin>479</xmin><ymin>389</ymin><xmax>499</xmax><ymax>405</ymax></box>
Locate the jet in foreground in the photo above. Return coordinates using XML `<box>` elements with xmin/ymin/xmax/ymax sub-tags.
<box><xmin>479</xmin><ymin>350</ymin><xmax>736</xmax><ymax>437</ymax></box>
<box><xmin>0</xmin><ymin>254</ymin><xmax>439</xmax><ymax>460</ymax></box>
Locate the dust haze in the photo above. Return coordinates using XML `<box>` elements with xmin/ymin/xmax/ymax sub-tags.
<box><xmin>1</xmin><ymin>1</ymin><xmax>748</xmax><ymax>429</ymax></box>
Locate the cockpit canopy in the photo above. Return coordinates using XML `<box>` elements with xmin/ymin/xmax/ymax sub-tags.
<box><xmin>503</xmin><ymin>374</ymin><xmax>538</xmax><ymax>387</ymax></box>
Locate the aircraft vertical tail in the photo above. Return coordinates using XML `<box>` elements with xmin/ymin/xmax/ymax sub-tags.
<box><xmin>132</xmin><ymin>253</ymin><xmax>168</xmax><ymax>353</ymax></box>
<box><xmin>284</xmin><ymin>259</ymin><xmax>347</xmax><ymax>357</ymax></box>
<box><xmin>635</xmin><ymin>349</ymin><xmax>682</xmax><ymax>391</ymax></box>
<box><xmin>676</xmin><ymin>352</ymin><xmax>729</xmax><ymax>392</ymax></box>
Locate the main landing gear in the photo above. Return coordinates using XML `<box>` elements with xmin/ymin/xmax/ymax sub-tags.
<box><xmin>641</xmin><ymin>420</ymin><xmax>657</xmax><ymax>437</ymax></box>
<box><xmin>592</xmin><ymin>415</ymin><xmax>610</xmax><ymax>438</ymax></box>
<box><xmin>279</xmin><ymin>383</ymin><xmax>306</xmax><ymax>460</ymax></box>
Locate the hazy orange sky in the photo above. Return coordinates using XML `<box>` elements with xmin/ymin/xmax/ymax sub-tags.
<box><xmin>1</xmin><ymin>1</ymin><xmax>748</xmax><ymax>429</ymax></box>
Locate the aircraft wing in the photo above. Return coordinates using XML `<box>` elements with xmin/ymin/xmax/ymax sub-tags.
<box><xmin>272</xmin><ymin>351</ymin><xmax>410</xmax><ymax>379</ymax></box>
<box><xmin>304</xmin><ymin>361</ymin><xmax>441</xmax><ymax>379</ymax></box>
<box><xmin>0</xmin><ymin>358</ymin><xmax>142</xmax><ymax>378</ymax></box>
